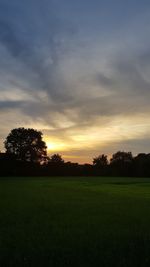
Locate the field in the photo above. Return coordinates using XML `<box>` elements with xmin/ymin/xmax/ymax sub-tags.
<box><xmin>1</xmin><ymin>177</ymin><xmax>150</xmax><ymax>266</ymax></box>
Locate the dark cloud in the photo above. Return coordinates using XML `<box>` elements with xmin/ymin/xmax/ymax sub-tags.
<box><xmin>0</xmin><ymin>0</ymin><xmax>150</xmax><ymax>161</ymax></box>
<box><xmin>94</xmin><ymin>73</ymin><xmax>114</xmax><ymax>87</ymax></box>
<box><xmin>0</xmin><ymin>20</ymin><xmax>26</xmax><ymax>57</ymax></box>
<box><xmin>0</xmin><ymin>0</ymin><xmax>79</xmax><ymax>101</ymax></box>
<box><xmin>0</xmin><ymin>101</ymin><xmax>26</xmax><ymax>109</ymax></box>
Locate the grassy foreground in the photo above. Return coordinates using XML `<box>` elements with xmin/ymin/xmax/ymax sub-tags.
<box><xmin>1</xmin><ymin>177</ymin><xmax>150</xmax><ymax>266</ymax></box>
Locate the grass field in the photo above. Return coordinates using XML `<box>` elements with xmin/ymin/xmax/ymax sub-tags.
<box><xmin>1</xmin><ymin>177</ymin><xmax>150</xmax><ymax>266</ymax></box>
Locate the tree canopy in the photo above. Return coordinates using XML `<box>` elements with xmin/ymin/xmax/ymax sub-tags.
<box><xmin>4</xmin><ymin>127</ymin><xmax>47</xmax><ymax>163</ymax></box>
<box><xmin>2</xmin><ymin>128</ymin><xmax>150</xmax><ymax>177</ymax></box>
<box><xmin>93</xmin><ymin>154</ymin><xmax>108</xmax><ymax>167</ymax></box>
<box><xmin>49</xmin><ymin>154</ymin><xmax>64</xmax><ymax>164</ymax></box>
<box><xmin>110</xmin><ymin>151</ymin><xmax>133</xmax><ymax>164</ymax></box>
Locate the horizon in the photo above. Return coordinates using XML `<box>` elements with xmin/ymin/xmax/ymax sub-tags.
<box><xmin>1</xmin><ymin>128</ymin><xmax>150</xmax><ymax>165</ymax></box>
<box><xmin>0</xmin><ymin>0</ymin><xmax>150</xmax><ymax>163</ymax></box>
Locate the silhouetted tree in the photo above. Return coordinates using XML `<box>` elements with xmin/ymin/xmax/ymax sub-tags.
<box><xmin>110</xmin><ymin>151</ymin><xmax>133</xmax><ymax>176</ymax></box>
<box><xmin>93</xmin><ymin>154</ymin><xmax>108</xmax><ymax>166</ymax></box>
<box><xmin>49</xmin><ymin>154</ymin><xmax>64</xmax><ymax>164</ymax></box>
<box><xmin>110</xmin><ymin>151</ymin><xmax>133</xmax><ymax>164</ymax></box>
<box><xmin>93</xmin><ymin>154</ymin><xmax>108</xmax><ymax>175</ymax></box>
<box><xmin>46</xmin><ymin>154</ymin><xmax>65</xmax><ymax>175</ymax></box>
<box><xmin>134</xmin><ymin>153</ymin><xmax>150</xmax><ymax>177</ymax></box>
<box><xmin>4</xmin><ymin>128</ymin><xmax>47</xmax><ymax>163</ymax></box>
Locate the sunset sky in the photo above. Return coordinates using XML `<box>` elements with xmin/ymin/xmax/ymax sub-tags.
<box><xmin>1</xmin><ymin>0</ymin><xmax>150</xmax><ymax>163</ymax></box>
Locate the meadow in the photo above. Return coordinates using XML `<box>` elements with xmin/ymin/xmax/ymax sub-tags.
<box><xmin>1</xmin><ymin>177</ymin><xmax>150</xmax><ymax>266</ymax></box>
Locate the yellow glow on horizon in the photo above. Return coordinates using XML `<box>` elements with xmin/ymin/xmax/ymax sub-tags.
<box><xmin>40</xmin><ymin>113</ymin><xmax>150</xmax><ymax>163</ymax></box>
<box><xmin>45</xmin><ymin>138</ymin><xmax>68</xmax><ymax>152</ymax></box>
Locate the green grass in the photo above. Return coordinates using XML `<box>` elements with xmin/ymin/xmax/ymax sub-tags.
<box><xmin>1</xmin><ymin>177</ymin><xmax>150</xmax><ymax>266</ymax></box>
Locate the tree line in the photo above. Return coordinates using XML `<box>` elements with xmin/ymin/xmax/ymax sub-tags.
<box><xmin>0</xmin><ymin>127</ymin><xmax>150</xmax><ymax>177</ymax></box>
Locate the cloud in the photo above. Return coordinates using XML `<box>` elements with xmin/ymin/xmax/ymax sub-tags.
<box><xmin>0</xmin><ymin>0</ymin><xmax>150</xmax><ymax>161</ymax></box>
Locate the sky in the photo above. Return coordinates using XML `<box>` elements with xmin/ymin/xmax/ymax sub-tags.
<box><xmin>0</xmin><ymin>0</ymin><xmax>150</xmax><ymax>163</ymax></box>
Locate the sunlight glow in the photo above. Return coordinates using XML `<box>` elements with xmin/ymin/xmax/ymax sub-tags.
<box><xmin>35</xmin><ymin>113</ymin><xmax>150</xmax><ymax>162</ymax></box>
<box><xmin>45</xmin><ymin>139</ymin><xmax>67</xmax><ymax>152</ymax></box>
